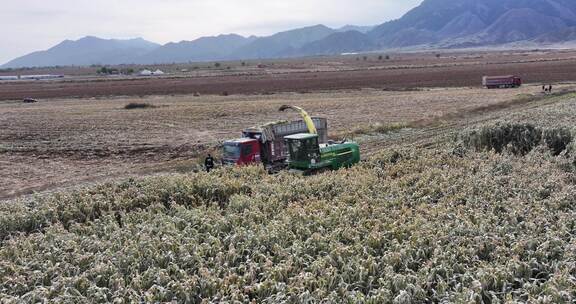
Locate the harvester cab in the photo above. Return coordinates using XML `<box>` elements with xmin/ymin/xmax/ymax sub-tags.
<box><xmin>222</xmin><ymin>138</ymin><xmax>261</xmax><ymax>166</ymax></box>
<box><xmin>285</xmin><ymin>133</ymin><xmax>360</xmax><ymax>174</ymax></box>
<box><xmin>285</xmin><ymin>133</ymin><xmax>321</xmax><ymax>166</ymax></box>
<box><xmin>280</xmin><ymin>104</ymin><xmax>361</xmax><ymax>174</ymax></box>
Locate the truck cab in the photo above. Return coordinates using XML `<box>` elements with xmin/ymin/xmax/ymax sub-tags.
<box><xmin>222</xmin><ymin>138</ymin><xmax>261</xmax><ymax>166</ymax></box>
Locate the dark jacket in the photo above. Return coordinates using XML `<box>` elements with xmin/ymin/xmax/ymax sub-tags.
<box><xmin>205</xmin><ymin>156</ymin><xmax>215</xmax><ymax>168</ymax></box>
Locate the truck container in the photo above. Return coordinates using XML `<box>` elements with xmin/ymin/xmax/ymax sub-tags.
<box><xmin>222</xmin><ymin>118</ymin><xmax>328</xmax><ymax>172</ymax></box>
<box><xmin>482</xmin><ymin>75</ymin><xmax>522</xmax><ymax>89</ymax></box>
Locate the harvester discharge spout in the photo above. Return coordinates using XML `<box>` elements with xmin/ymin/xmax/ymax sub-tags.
<box><xmin>279</xmin><ymin>105</ymin><xmax>317</xmax><ymax>135</ymax></box>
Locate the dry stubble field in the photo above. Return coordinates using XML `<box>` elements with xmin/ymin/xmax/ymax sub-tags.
<box><xmin>0</xmin><ymin>84</ymin><xmax>566</xmax><ymax>200</ymax></box>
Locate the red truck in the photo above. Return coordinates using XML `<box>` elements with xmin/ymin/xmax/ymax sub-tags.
<box><xmin>222</xmin><ymin>118</ymin><xmax>328</xmax><ymax>172</ymax></box>
<box><xmin>482</xmin><ymin>75</ymin><xmax>522</xmax><ymax>89</ymax></box>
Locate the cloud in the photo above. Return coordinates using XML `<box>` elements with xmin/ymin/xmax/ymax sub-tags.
<box><xmin>0</xmin><ymin>0</ymin><xmax>422</xmax><ymax>64</ymax></box>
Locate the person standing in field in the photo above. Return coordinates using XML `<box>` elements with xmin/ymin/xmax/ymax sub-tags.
<box><xmin>205</xmin><ymin>154</ymin><xmax>215</xmax><ymax>172</ymax></box>
<box><xmin>549</xmin><ymin>85</ymin><xmax>553</xmax><ymax>93</ymax></box>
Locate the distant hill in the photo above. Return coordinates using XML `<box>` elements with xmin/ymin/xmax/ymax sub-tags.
<box><xmin>136</xmin><ymin>34</ymin><xmax>256</xmax><ymax>64</ymax></box>
<box><xmin>5</xmin><ymin>0</ymin><xmax>576</xmax><ymax>68</ymax></box>
<box><xmin>533</xmin><ymin>26</ymin><xmax>576</xmax><ymax>43</ymax></box>
<box><xmin>368</xmin><ymin>0</ymin><xmax>576</xmax><ymax>48</ymax></box>
<box><xmin>3</xmin><ymin>37</ymin><xmax>160</xmax><ymax>68</ymax></box>
<box><xmin>337</xmin><ymin>25</ymin><xmax>375</xmax><ymax>33</ymax></box>
<box><xmin>473</xmin><ymin>8</ymin><xmax>567</xmax><ymax>44</ymax></box>
<box><xmin>295</xmin><ymin>31</ymin><xmax>376</xmax><ymax>56</ymax></box>
<box><xmin>230</xmin><ymin>25</ymin><xmax>336</xmax><ymax>59</ymax></box>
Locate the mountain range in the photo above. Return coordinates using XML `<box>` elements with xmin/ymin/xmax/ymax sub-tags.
<box><xmin>4</xmin><ymin>0</ymin><xmax>576</xmax><ymax>68</ymax></box>
<box><xmin>4</xmin><ymin>37</ymin><xmax>161</xmax><ymax>68</ymax></box>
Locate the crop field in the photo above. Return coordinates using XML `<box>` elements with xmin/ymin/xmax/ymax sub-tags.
<box><xmin>3</xmin><ymin>50</ymin><xmax>576</xmax><ymax>302</ymax></box>
<box><xmin>3</xmin><ymin>90</ymin><xmax>576</xmax><ymax>301</ymax></box>
<box><xmin>0</xmin><ymin>85</ymin><xmax>559</xmax><ymax>200</ymax></box>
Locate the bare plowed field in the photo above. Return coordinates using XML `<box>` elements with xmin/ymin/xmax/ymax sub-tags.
<box><xmin>1</xmin><ymin>54</ymin><xmax>576</xmax><ymax>100</ymax></box>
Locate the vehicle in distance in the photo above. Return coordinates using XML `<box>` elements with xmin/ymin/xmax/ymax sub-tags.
<box><xmin>482</xmin><ymin>75</ymin><xmax>522</xmax><ymax>89</ymax></box>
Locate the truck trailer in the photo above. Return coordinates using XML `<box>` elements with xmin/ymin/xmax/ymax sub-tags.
<box><xmin>222</xmin><ymin>118</ymin><xmax>328</xmax><ymax>172</ymax></box>
<box><xmin>482</xmin><ymin>75</ymin><xmax>522</xmax><ymax>89</ymax></box>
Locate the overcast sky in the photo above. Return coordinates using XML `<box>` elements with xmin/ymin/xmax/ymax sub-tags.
<box><xmin>0</xmin><ymin>0</ymin><xmax>422</xmax><ymax>64</ymax></box>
